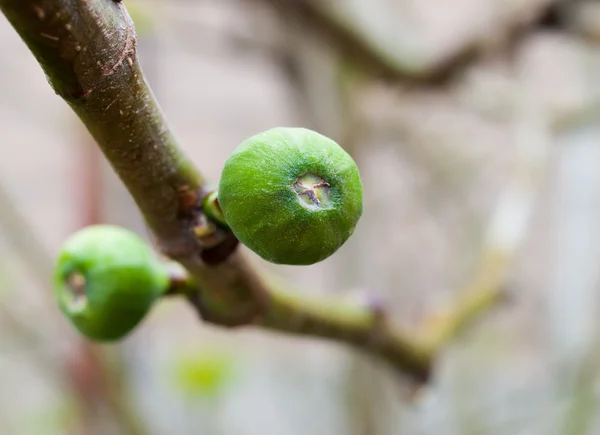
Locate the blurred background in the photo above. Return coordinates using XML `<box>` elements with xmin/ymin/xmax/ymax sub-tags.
<box><xmin>2</xmin><ymin>0</ymin><xmax>600</xmax><ymax>434</ymax></box>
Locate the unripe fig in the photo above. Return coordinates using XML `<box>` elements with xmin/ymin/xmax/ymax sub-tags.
<box><xmin>218</xmin><ymin>127</ymin><xmax>363</xmax><ymax>265</ymax></box>
<box><xmin>53</xmin><ymin>225</ymin><xmax>168</xmax><ymax>341</ymax></box>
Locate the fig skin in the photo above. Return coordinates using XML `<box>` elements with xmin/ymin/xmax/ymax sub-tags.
<box><xmin>218</xmin><ymin>127</ymin><xmax>363</xmax><ymax>265</ymax></box>
<box><xmin>53</xmin><ymin>225</ymin><xmax>168</xmax><ymax>341</ymax></box>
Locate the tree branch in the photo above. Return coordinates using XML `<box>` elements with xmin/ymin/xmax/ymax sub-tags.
<box><xmin>0</xmin><ymin>0</ymin><xmax>500</xmax><ymax>383</ymax></box>
<box><xmin>256</xmin><ymin>280</ymin><xmax>432</xmax><ymax>381</ymax></box>
<box><xmin>253</xmin><ymin>0</ymin><xmax>553</xmax><ymax>85</ymax></box>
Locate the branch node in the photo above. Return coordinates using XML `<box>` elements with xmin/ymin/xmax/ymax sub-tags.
<box><xmin>187</xmin><ymin>289</ymin><xmax>261</xmax><ymax>327</ymax></box>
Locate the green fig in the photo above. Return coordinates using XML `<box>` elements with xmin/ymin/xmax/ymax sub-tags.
<box><xmin>53</xmin><ymin>225</ymin><xmax>168</xmax><ymax>341</ymax></box>
<box><xmin>218</xmin><ymin>127</ymin><xmax>363</xmax><ymax>265</ymax></box>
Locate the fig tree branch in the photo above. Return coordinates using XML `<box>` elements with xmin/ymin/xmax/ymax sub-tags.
<box><xmin>0</xmin><ymin>0</ymin><xmax>500</xmax><ymax>383</ymax></box>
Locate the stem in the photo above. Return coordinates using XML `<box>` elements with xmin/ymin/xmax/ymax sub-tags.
<box><xmin>164</xmin><ymin>260</ymin><xmax>199</xmax><ymax>297</ymax></box>
<box><xmin>257</xmin><ymin>281</ymin><xmax>432</xmax><ymax>381</ymax></box>
<box><xmin>202</xmin><ymin>191</ymin><xmax>228</xmax><ymax>228</ymax></box>
<box><xmin>0</xmin><ymin>0</ymin><xmax>501</xmax><ymax>382</ymax></box>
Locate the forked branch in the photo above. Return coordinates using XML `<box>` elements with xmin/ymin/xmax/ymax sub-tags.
<box><xmin>0</xmin><ymin>0</ymin><xmax>503</xmax><ymax>383</ymax></box>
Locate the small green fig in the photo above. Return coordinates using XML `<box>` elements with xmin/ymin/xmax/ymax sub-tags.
<box><xmin>53</xmin><ymin>225</ymin><xmax>168</xmax><ymax>341</ymax></box>
<box><xmin>218</xmin><ymin>127</ymin><xmax>363</xmax><ymax>265</ymax></box>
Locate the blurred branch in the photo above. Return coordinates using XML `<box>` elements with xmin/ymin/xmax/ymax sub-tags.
<box><xmin>421</xmin><ymin>86</ymin><xmax>551</xmax><ymax>349</ymax></box>
<box><xmin>253</xmin><ymin>0</ymin><xmax>553</xmax><ymax>85</ymax></box>
<box><xmin>253</xmin><ymin>0</ymin><xmax>466</xmax><ymax>83</ymax></box>
<box><xmin>419</xmin><ymin>251</ymin><xmax>509</xmax><ymax>352</ymax></box>
<box><xmin>252</xmin><ymin>0</ymin><xmax>461</xmax><ymax>83</ymax></box>
<box><xmin>0</xmin><ymin>0</ymin><xmax>502</xmax><ymax>383</ymax></box>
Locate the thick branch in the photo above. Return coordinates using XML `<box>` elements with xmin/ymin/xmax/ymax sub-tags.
<box><xmin>0</xmin><ymin>0</ymin><xmax>259</xmax><ymax>323</ymax></box>
<box><xmin>2</xmin><ymin>0</ymin><xmax>200</xmax><ymax>246</ymax></box>
<box><xmin>0</xmin><ymin>0</ymin><xmax>500</xmax><ymax>382</ymax></box>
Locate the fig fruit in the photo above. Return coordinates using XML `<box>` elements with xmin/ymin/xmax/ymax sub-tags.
<box><xmin>218</xmin><ymin>127</ymin><xmax>363</xmax><ymax>265</ymax></box>
<box><xmin>53</xmin><ymin>225</ymin><xmax>168</xmax><ymax>341</ymax></box>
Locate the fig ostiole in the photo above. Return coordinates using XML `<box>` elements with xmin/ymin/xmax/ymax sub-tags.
<box><xmin>53</xmin><ymin>225</ymin><xmax>169</xmax><ymax>341</ymax></box>
<box><xmin>217</xmin><ymin>127</ymin><xmax>363</xmax><ymax>265</ymax></box>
